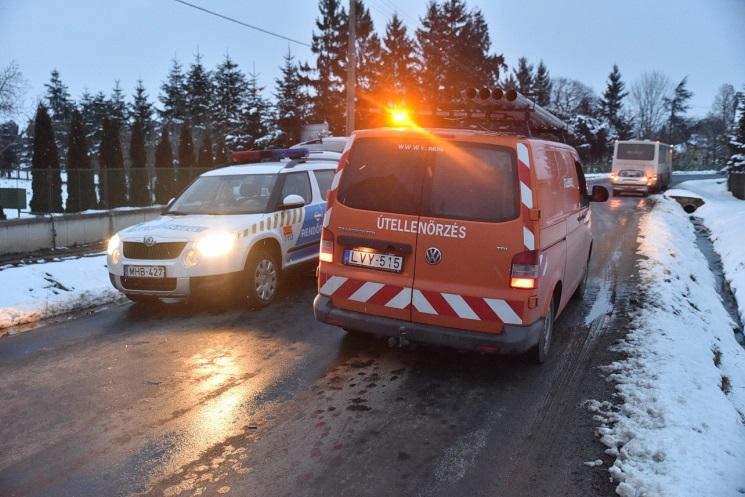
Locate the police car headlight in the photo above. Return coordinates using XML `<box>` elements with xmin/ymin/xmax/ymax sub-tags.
<box><xmin>107</xmin><ymin>233</ymin><xmax>121</xmax><ymax>256</ymax></box>
<box><xmin>195</xmin><ymin>232</ymin><xmax>237</xmax><ymax>257</ymax></box>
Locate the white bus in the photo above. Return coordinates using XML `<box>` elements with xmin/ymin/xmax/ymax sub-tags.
<box><xmin>610</xmin><ymin>140</ymin><xmax>672</xmax><ymax>196</ymax></box>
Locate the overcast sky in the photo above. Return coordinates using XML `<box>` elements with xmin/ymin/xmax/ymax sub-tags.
<box><xmin>1</xmin><ymin>0</ymin><xmax>743</xmax><ymax>123</ymax></box>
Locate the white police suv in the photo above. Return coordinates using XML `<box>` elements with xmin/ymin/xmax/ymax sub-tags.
<box><xmin>106</xmin><ymin>148</ymin><xmax>339</xmax><ymax>306</ymax></box>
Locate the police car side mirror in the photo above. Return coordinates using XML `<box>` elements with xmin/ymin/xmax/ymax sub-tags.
<box><xmin>162</xmin><ymin>197</ymin><xmax>176</xmax><ymax>214</ymax></box>
<box><xmin>280</xmin><ymin>194</ymin><xmax>305</xmax><ymax>210</ymax></box>
<box><xmin>589</xmin><ymin>185</ymin><xmax>609</xmax><ymax>203</ymax></box>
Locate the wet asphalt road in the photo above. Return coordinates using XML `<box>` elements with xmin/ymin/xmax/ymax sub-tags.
<box><xmin>0</xmin><ymin>174</ymin><xmax>720</xmax><ymax>497</ymax></box>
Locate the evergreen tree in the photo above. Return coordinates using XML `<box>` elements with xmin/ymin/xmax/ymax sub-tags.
<box><xmin>378</xmin><ymin>13</ymin><xmax>419</xmax><ymax>104</ymax></box>
<box><xmin>159</xmin><ymin>58</ymin><xmax>188</xmax><ymax>123</ymax></box>
<box><xmin>212</xmin><ymin>54</ymin><xmax>248</xmax><ymax>149</ymax></box>
<box><xmin>0</xmin><ymin>121</ymin><xmax>20</xmax><ymax>178</ymax></box>
<box><xmin>417</xmin><ymin>1</ymin><xmax>505</xmax><ymax>105</ymax></box>
<box><xmin>600</xmin><ymin>65</ymin><xmax>633</xmax><ymax>140</ymax></box>
<box><xmin>65</xmin><ymin>108</ymin><xmax>96</xmax><ymax>212</ymax></box>
<box><xmin>109</xmin><ymin>81</ymin><xmax>127</xmax><ymax>126</ymax></box>
<box><xmin>44</xmin><ymin>70</ymin><xmax>73</xmax><ymax>168</ymax></box>
<box><xmin>233</xmin><ymin>72</ymin><xmax>273</xmax><ymax>149</ymax></box>
<box><xmin>213</xmin><ymin>133</ymin><xmax>228</xmax><ymax>164</ymax></box>
<box><xmin>351</xmin><ymin>1</ymin><xmax>382</xmax><ymax>97</ymax></box>
<box><xmin>512</xmin><ymin>57</ymin><xmax>534</xmax><ymax>95</ymax></box>
<box><xmin>186</xmin><ymin>53</ymin><xmax>213</xmax><ymax>127</ymax></box>
<box><xmin>735</xmin><ymin>88</ymin><xmax>745</xmax><ymax>151</ymax></box>
<box><xmin>533</xmin><ymin>61</ymin><xmax>552</xmax><ymax>106</ymax></box>
<box><xmin>197</xmin><ymin>130</ymin><xmax>214</xmax><ymax>170</ymax></box>
<box><xmin>80</xmin><ymin>90</ymin><xmax>109</xmax><ymax>158</ymax></box>
<box><xmin>130</xmin><ymin>79</ymin><xmax>154</xmax><ymax>130</ymax></box>
<box><xmin>29</xmin><ymin>103</ymin><xmax>63</xmax><ymax>213</ymax></box>
<box><xmin>275</xmin><ymin>50</ymin><xmax>312</xmax><ymax>146</ymax></box>
<box><xmin>129</xmin><ymin>119</ymin><xmax>149</xmax><ymax>205</ymax></box>
<box><xmin>663</xmin><ymin>77</ymin><xmax>693</xmax><ymax>144</ymax></box>
<box><xmin>99</xmin><ymin>117</ymin><xmax>127</xmax><ymax>208</ymax></box>
<box><xmin>311</xmin><ymin>0</ymin><xmax>348</xmax><ymax>133</ymax></box>
<box><xmin>177</xmin><ymin>122</ymin><xmax>194</xmax><ymax>188</ymax></box>
<box><xmin>153</xmin><ymin>127</ymin><xmax>175</xmax><ymax>203</ymax></box>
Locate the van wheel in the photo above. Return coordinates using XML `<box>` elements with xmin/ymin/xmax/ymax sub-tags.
<box><xmin>532</xmin><ymin>297</ymin><xmax>556</xmax><ymax>364</ymax></box>
<box><xmin>573</xmin><ymin>253</ymin><xmax>591</xmax><ymax>300</ymax></box>
<box><xmin>244</xmin><ymin>248</ymin><xmax>280</xmax><ymax>307</ymax></box>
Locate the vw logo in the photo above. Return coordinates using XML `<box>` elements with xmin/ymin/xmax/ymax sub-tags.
<box><xmin>143</xmin><ymin>236</ymin><xmax>157</xmax><ymax>247</ymax></box>
<box><xmin>424</xmin><ymin>247</ymin><xmax>442</xmax><ymax>265</ymax></box>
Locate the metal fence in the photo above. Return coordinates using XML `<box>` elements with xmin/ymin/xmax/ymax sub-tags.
<box><xmin>0</xmin><ymin>167</ymin><xmax>210</xmax><ymax>216</ymax></box>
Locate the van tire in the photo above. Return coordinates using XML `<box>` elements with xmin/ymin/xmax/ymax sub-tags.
<box><xmin>532</xmin><ymin>297</ymin><xmax>556</xmax><ymax>364</ymax></box>
<box><xmin>572</xmin><ymin>251</ymin><xmax>592</xmax><ymax>300</ymax></box>
<box><xmin>244</xmin><ymin>248</ymin><xmax>281</xmax><ymax>307</ymax></box>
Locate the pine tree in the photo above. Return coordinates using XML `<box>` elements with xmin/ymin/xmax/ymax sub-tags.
<box><xmin>736</xmin><ymin>88</ymin><xmax>745</xmax><ymax>150</ymax></box>
<box><xmin>197</xmin><ymin>130</ymin><xmax>214</xmax><ymax>170</ymax></box>
<box><xmin>109</xmin><ymin>81</ymin><xmax>127</xmax><ymax>126</ymax></box>
<box><xmin>44</xmin><ymin>70</ymin><xmax>73</xmax><ymax>168</ymax></box>
<box><xmin>159</xmin><ymin>58</ymin><xmax>188</xmax><ymax>124</ymax></box>
<box><xmin>378</xmin><ymin>13</ymin><xmax>419</xmax><ymax>104</ymax></box>
<box><xmin>177</xmin><ymin>122</ymin><xmax>194</xmax><ymax>189</ymax></box>
<box><xmin>275</xmin><ymin>50</ymin><xmax>312</xmax><ymax>146</ymax></box>
<box><xmin>30</xmin><ymin>103</ymin><xmax>63</xmax><ymax>213</ymax></box>
<box><xmin>130</xmin><ymin>79</ymin><xmax>153</xmax><ymax>130</ymax></box>
<box><xmin>186</xmin><ymin>53</ymin><xmax>213</xmax><ymax>127</ymax></box>
<box><xmin>601</xmin><ymin>65</ymin><xmax>633</xmax><ymax>140</ymax></box>
<box><xmin>311</xmin><ymin>0</ymin><xmax>348</xmax><ymax>133</ymax></box>
<box><xmin>212</xmin><ymin>54</ymin><xmax>248</xmax><ymax>149</ymax></box>
<box><xmin>153</xmin><ymin>127</ymin><xmax>175</xmax><ymax>203</ymax></box>
<box><xmin>65</xmin><ymin>108</ymin><xmax>96</xmax><ymax>212</ymax></box>
<box><xmin>351</xmin><ymin>1</ymin><xmax>382</xmax><ymax>96</ymax></box>
<box><xmin>663</xmin><ymin>77</ymin><xmax>693</xmax><ymax>144</ymax></box>
<box><xmin>99</xmin><ymin>117</ymin><xmax>127</xmax><ymax>208</ymax></box>
<box><xmin>512</xmin><ymin>57</ymin><xmax>534</xmax><ymax>95</ymax></box>
<box><xmin>129</xmin><ymin>119</ymin><xmax>149</xmax><ymax>205</ymax></box>
<box><xmin>80</xmin><ymin>90</ymin><xmax>109</xmax><ymax>158</ymax></box>
<box><xmin>213</xmin><ymin>133</ymin><xmax>228</xmax><ymax>164</ymax></box>
<box><xmin>233</xmin><ymin>72</ymin><xmax>272</xmax><ymax>149</ymax></box>
<box><xmin>533</xmin><ymin>61</ymin><xmax>552</xmax><ymax>106</ymax></box>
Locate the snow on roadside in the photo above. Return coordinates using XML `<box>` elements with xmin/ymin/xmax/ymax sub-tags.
<box><xmin>589</xmin><ymin>196</ymin><xmax>745</xmax><ymax>497</ymax></box>
<box><xmin>0</xmin><ymin>254</ymin><xmax>123</xmax><ymax>330</ymax></box>
<box><xmin>676</xmin><ymin>178</ymin><xmax>745</xmax><ymax>324</ymax></box>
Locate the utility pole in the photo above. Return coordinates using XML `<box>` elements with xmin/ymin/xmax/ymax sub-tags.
<box><xmin>345</xmin><ymin>0</ymin><xmax>356</xmax><ymax>135</ymax></box>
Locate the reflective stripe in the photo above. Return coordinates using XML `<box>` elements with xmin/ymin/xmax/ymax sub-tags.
<box><xmin>517</xmin><ymin>143</ymin><xmax>530</xmax><ymax>167</ymax></box>
<box><xmin>520</xmin><ymin>181</ymin><xmax>533</xmax><ymax>208</ymax></box>
<box><xmin>330</xmin><ymin>170</ymin><xmax>342</xmax><ymax>191</ymax></box>
<box><xmin>349</xmin><ymin>282</ymin><xmax>385</xmax><ymax>302</ymax></box>
<box><xmin>523</xmin><ymin>227</ymin><xmax>535</xmax><ymax>250</ymax></box>
<box><xmin>385</xmin><ymin>288</ymin><xmax>412</xmax><ymax>309</ymax></box>
<box><xmin>484</xmin><ymin>298</ymin><xmax>522</xmax><ymax>325</ymax></box>
<box><xmin>320</xmin><ymin>275</ymin><xmax>348</xmax><ymax>296</ymax></box>
<box><xmin>441</xmin><ymin>293</ymin><xmax>479</xmax><ymax>320</ymax></box>
<box><xmin>322</xmin><ymin>208</ymin><xmax>332</xmax><ymax>228</ymax></box>
<box><xmin>412</xmin><ymin>289</ymin><xmax>437</xmax><ymax>314</ymax></box>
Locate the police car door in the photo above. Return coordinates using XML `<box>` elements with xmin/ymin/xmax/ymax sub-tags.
<box><xmin>283</xmin><ymin>170</ymin><xmax>324</xmax><ymax>265</ymax></box>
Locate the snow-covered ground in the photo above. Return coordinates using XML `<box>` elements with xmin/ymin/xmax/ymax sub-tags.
<box><xmin>0</xmin><ymin>254</ymin><xmax>122</xmax><ymax>330</ymax></box>
<box><xmin>676</xmin><ymin>178</ymin><xmax>745</xmax><ymax>324</ymax></box>
<box><xmin>589</xmin><ymin>195</ymin><xmax>745</xmax><ymax>497</ymax></box>
<box><xmin>672</xmin><ymin>169</ymin><xmax>721</xmax><ymax>175</ymax></box>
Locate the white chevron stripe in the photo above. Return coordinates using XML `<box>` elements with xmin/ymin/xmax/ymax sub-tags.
<box><xmin>322</xmin><ymin>207</ymin><xmax>332</xmax><ymax>228</ymax></box>
<box><xmin>523</xmin><ymin>227</ymin><xmax>535</xmax><ymax>250</ymax></box>
<box><xmin>330</xmin><ymin>170</ymin><xmax>342</xmax><ymax>190</ymax></box>
<box><xmin>441</xmin><ymin>293</ymin><xmax>479</xmax><ymax>320</ymax></box>
<box><xmin>517</xmin><ymin>143</ymin><xmax>530</xmax><ymax>167</ymax></box>
<box><xmin>385</xmin><ymin>288</ymin><xmax>412</xmax><ymax>309</ymax></box>
<box><xmin>520</xmin><ymin>181</ymin><xmax>533</xmax><ymax>208</ymax></box>
<box><xmin>320</xmin><ymin>275</ymin><xmax>347</xmax><ymax>296</ymax></box>
<box><xmin>412</xmin><ymin>289</ymin><xmax>437</xmax><ymax>314</ymax></box>
<box><xmin>349</xmin><ymin>282</ymin><xmax>385</xmax><ymax>302</ymax></box>
<box><xmin>484</xmin><ymin>298</ymin><xmax>521</xmax><ymax>325</ymax></box>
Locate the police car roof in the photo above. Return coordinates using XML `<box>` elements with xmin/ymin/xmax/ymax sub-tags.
<box><xmin>202</xmin><ymin>151</ymin><xmax>340</xmax><ymax>177</ymax></box>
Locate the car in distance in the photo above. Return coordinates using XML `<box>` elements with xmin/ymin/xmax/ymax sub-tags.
<box><xmin>106</xmin><ymin>148</ymin><xmax>338</xmax><ymax>306</ymax></box>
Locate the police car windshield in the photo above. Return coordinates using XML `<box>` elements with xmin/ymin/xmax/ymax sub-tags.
<box><xmin>167</xmin><ymin>174</ymin><xmax>277</xmax><ymax>215</ymax></box>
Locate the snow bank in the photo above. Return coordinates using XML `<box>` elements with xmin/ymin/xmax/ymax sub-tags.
<box><xmin>0</xmin><ymin>254</ymin><xmax>122</xmax><ymax>330</ymax></box>
<box><xmin>676</xmin><ymin>179</ymin><xmax>745</xmax><ymax>324</ymax></box>
<box><xmin>590</xmin><ymin>196</ymin><xmax>745</xmax><ymax>497</ymax></box>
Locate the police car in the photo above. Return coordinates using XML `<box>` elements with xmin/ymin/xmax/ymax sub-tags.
<box><xmin>106</xmin><ymin>148</ymin><xmax>339</xmax><ymax>306</ymax></box>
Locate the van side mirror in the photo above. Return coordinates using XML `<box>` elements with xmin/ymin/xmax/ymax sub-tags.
<box><xmin>280</xmin><ymin>194</ymin><xmax>305</xmax><ymax>210</ymax></box>
<box><xmin>589</xmin><ymin>185</ymin><xmax>609</xmax><ymax>203</ymax></box>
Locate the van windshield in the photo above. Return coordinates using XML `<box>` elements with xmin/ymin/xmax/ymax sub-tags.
<box><xmin>617</xmin><ymin>143</ymin><xmax>655</xmax><ymax>161</ymax></box>
<box><xmin>337</xmin><ymin>138</ymin><xmax>518</xmax><ymax>222</ymax></box>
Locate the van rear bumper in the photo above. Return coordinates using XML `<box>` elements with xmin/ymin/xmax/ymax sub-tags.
<box><xmin>313</xmin><ymin>295</ymin><xmax>542</xmax><ymax>354</ymax></box>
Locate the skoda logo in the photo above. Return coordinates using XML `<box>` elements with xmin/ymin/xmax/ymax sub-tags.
<box><xmin>424</xmin><ymin>247</ymin><xmax>442</xmax><ymax>265</ymax></box>
<box><xmin>143</xmin><ymin>236</ymin><xmax>157</xmax><ymax>247</ymax></box>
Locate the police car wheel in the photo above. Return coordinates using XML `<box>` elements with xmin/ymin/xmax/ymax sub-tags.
<box><xmin>245</xmin><ymin>250</ymin><xmax>280</xmax><ymax>307</ymax></box>
<box><xmin>533</xmin><ymin>297</ymin><xmax>556</xmax><ymax>364</ymax></box>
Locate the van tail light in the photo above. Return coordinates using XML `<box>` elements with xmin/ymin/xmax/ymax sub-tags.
<box><xmin>510</xmin><ymin>250</ymin><xmax>539</xmax><ymax>289</ymax></box>
<box><xmin>320</xmin><ymin>229</ymin><xmax>334</xmax><ymax>263</ymax></box>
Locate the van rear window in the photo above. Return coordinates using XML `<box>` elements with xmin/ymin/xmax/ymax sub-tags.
<box><xmin>337</xmin><ymin>138</ymin><xmax>518</xmax><ymax>222</ymax></box>
<box><xmin>617</xmin><ymin>143</ymin><xmax>655</xmax><ymax>161</ymax></box>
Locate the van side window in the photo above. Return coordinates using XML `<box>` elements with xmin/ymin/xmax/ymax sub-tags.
<box><xmin>574</xmin><ymin>161</ymin><xmax>589</xmax><ymax>207</ymax></box>
<box><xmin>281</xmin><ymin>172</ymin><xmax>312</xmax><ymax>204</ymax></box>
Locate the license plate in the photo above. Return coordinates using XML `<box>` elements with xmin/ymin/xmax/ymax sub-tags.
<box><xmin>343</xmin><ymin>249</ymin><xmax>403</xmax><ymax>273</ymax></box>
<box><xmin>124</xmin><ymin>265</ymin><xmax>166</xmax><ymax>278</ymax></box>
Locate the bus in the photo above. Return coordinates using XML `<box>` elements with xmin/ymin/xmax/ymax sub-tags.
<box><xmin>610</xmin><ymin>140</ymin><xmax>672</xmax><ymax>196</ymax></box>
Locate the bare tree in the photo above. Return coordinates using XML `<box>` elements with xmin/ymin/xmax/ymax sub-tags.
<box><xmin>0</xmin><ymin>61</ymin><xmax>27</xmax><ymax>118</ymax></box>
<box><xmin>549</xmin><ymin>77</ymin><xmax>596</xmax><ymax>118</ymax></box>
<box><xmin>631</xmin><ymin>71</ymin><xmax>672</xmax><ymax>139</ymax></box>
<box><xmin>710</xmin><ymin>84</ymin><xmax>738</xmax><ymax>127</ymax></box>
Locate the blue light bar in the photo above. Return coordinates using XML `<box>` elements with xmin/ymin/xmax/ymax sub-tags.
<box><xmin>272</xmin><ymin>148</ymin><xmax>309</xmax><ymax>160</ymax></box>
<box><xmin>232</xmin><ymin>148</ymin><xmax>309</xmax><ymax>164</ymax></box>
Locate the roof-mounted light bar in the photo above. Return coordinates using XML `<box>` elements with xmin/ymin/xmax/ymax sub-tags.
<box><xmin>231</xmin><ymin>148</ymin><xmax>309</xmax><ymax>164</ymax></box>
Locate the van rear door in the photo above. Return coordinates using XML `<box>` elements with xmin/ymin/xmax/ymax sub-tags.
<box><xmin>324</xmin><ymin>137</ymin><xmax>427</xmax><ymax>322</ymax></box>
<box><xmin>410</xmin><ymin>142</ymin><xmax>525</xmax><ymax>333</ymax></box>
